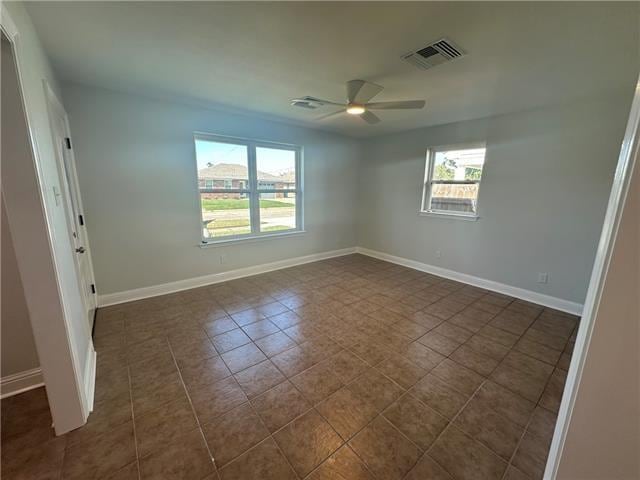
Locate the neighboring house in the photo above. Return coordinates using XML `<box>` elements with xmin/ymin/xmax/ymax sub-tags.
<box><xmin>198</xmin><ymin>163</ymin><xmax>295</xmax><ymax>199</ymax></box>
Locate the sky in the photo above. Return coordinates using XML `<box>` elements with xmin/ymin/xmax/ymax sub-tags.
<box><xmin>195</xmin><ymin>139</ymin><xmax>295</xmax><ymax>174</ymax></box>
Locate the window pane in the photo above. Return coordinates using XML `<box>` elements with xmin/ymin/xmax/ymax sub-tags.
<box><xmin>256</xmin><ymin>147</ymin><xmax>296</xmax><ymax>190</ymax></box>
<box><xmin>259</xmin><ymin>192</ymin><xmax>296</xmax><ymax>233</ymax></box>
<box><xmin>430</xmin><ymin>183</ymin><xmax>479</xmax><ymax>214</ymax></box>
<box><xmin>201</xmin><ymin>197</ymin><xmax>251</xmax><ymax>238</ymax></box>
<box><xmin>432</xmin><ymin>147</ymin><xmax>486</xmax><ymax>181</ymax></box>
<box><xmin>195</xmin><ymin>139</ymin><xmax>249</xmax><ymax>191</ymax></box>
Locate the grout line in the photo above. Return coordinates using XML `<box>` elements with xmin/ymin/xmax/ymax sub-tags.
<box><xmin>125</xmin><ymin>360</ymin><xmax>143</xmax><ymax>480</ymax></box>
<box><xmin>166</xmin><ymin>338</ymin><xmax>222</xmax><ymax>480</ymax></box>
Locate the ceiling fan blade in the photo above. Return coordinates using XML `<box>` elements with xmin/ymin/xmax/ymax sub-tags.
<box><xmin>360</xmin><ymin>111</ymin><xmax>381</xmax><ymax>124</ymax></box>
<box><xmin>346</xmin><ymin>80</ymin><xmax>383</xmax><ymax>104</ymax></box>
<box><xmin>302</xmin><ymin>96</ymin><xmax>346</xmax><ymax>107</ymax></box>
<box><xmin>315</xmin><ymin>109</ymin><xmax>346</xmax><ymax>121</ymax></box>
<box><xmin>366</xmin><ymin>100</ymin><xmax>426</xmax><ymax>110</ymax></box>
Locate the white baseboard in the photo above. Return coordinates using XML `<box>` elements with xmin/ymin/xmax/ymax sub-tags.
<box><xmin>356</xmin><ymin>247</ymin><xmax>583</xmax><ymax>316</ymax></box>
<box><xmin>98</xmin><ymin>247</ymin><xmax>357</xmax><ymax>307</ymax></box>
<box><xmin>1</xmin><ymin>368</ymin><xmax>44</xmax><ymax>399</ymax></box>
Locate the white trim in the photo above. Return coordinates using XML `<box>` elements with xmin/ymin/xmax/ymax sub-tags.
<box><xmin>1</xmin><ymin>368</ymin><xmax>44</xmax><ymax>399</ymax></box>
<box><xmin>356</xmin><ymin>247</ymin><xmax>583</xmax><ymax>316</ymax></box>
<box><xmin>200</xmin><ymin>229</ymin><xmax>306</xmax><ymax>247</ymax></box>
<box><xmin>83</xmin><ymin>344</ymin><xmax>96</xmax><ymax>416</ymax></box>
<box><xmin>98</xmin><ymin>247</ymin><xmax>357</xmax><ymax>307</ymax></box>
<box><xmin>544</xmin><ymin>79</ymin><xmax>640</xmax><ymax>478</ymax></box>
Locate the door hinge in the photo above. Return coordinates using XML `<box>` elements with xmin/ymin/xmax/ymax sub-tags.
<box><xmin>65</xmin><ymin>137</ymin><xmax>72</xmax><ymax>149</ymax></box>
<box><xmin>79</xmin><ymin>214</ymin><xmax>84</xmax><ymax>226</ymax></box>
<box><xmin>90</xmin><ymin>284</ymin><xmax>96</xmax><ymax>294</ymax></box>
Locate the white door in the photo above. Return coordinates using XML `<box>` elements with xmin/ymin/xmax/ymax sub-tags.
<box><xmin>45</xmin><ymin>85</ymin><xmax>97</xmax><ymax>329</ymax></box>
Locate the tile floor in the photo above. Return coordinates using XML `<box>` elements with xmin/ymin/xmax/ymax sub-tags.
<box><xmin>1</xmin><ymin>254</ymin><xmax>579</xmax><ymax>480</ymax></box>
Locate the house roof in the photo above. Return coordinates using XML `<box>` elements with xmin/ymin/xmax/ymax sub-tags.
<box><xmin>198</xmin><ymin>163</ymin><xmax>294</xmax><ymax>183</ymax></box>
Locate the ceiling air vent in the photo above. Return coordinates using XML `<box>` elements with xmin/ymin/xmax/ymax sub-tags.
<box><xmin>290</xmin><ymin>96</ymin><xmax>325</xmax><ymax>109</ymax></box>
<box><xmin>402</xmin><ymin>38</ymin><xmax>466</xmax><ymax>70</ymax></box>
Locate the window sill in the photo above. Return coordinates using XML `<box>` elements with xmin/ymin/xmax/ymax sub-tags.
<box><xmin>419</xmin><ymin>211</ymin><xmax>480</xmax><ymax>221</ymax></box>
<box><xmin>198</xmin><ymin>229</ymin><xmax>306</xmax><ymax>247</ymax></box>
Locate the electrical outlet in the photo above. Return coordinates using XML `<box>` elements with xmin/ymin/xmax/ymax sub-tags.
<box><xmin>435</xmin><ymin>250</ymin><xmax>442</xmax><ymax>259</ymax></box>
<box><xmin>219</xmin><ymin>255</ymin><xmax>226</xmax><ymax>265</ymax></box>
<box><xmin>537</xmin><ymin>273</ymin><xmax>549</xmax><ymax>284</ymax></box>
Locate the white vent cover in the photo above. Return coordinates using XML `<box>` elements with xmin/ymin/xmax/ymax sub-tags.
<box><xmin>402</xmin><ymin>38</ymin><xmax>466</xmax><ymax>70</ymax></box>
<box><xmin>290</xmin><ymin>96</ymin><xmax>325</xmax><ymax>109</ymax></box>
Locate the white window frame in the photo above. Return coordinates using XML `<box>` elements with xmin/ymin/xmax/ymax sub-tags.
<box><xmin>193</xmin><ymin>132</ymin><xmax>304</xmax><ymax>245</ymax></box>
<box><xmin>420</xmin><ymin>142</ymin><xmax>486</xmax><ymax>220</ymax></box>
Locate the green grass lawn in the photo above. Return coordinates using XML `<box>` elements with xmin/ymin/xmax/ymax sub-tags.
<box><xmin>201</xmin><ymin>198</ymin><xmax>292</xmax><ymax>211</ymax></box>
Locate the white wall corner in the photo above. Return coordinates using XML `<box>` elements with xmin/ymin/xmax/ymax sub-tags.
<box><xmin>97</xmin><ymin>247</ymin><xmax>358</xmax><ymax>307</ymax></box>
<box><xmin>1</xmin><ymin>368</ymin><xmax>45</xmax><ymax>399</ymax></box>
<box><xmin>355</xmin><ymin>247</ymin><xmax>584</xmax><ymax>316</ymax></box>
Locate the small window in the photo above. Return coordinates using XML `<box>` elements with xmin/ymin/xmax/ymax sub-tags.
<box><xmin>421</xmin><ymin>143</ymin><xmax>486</xmax><ymax>217</ymax></box>
<box><xmin>194</xmin><ymin>134</ymin><xmax>302</xmax><ymax>242</ymax></box>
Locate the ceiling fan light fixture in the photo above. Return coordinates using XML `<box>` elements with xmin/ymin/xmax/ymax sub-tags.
<box><xmin>346</xmin><ymin>105</ymin><xmax>366</xmax><ymax>115</ymax></box>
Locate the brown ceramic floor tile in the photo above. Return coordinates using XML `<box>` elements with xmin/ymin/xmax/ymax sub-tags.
<box><xmin>454</xmin><ymin>397</ymin><xmax>525</xmax><ymax>460</ymax></box>
<box><xmin>218</xmin><ymin>438</ymin><xmax>297</xmax><ymax>480</ymax></box>
<box><xmin>376</xmin><ymin>354</ymin><xmax>428</xmax><ymax>389</ymax></box>
<box><xmin>403</xmin><ymin>341</ymin><xmax>445</xmax><ymax>371</ymax></box>
<box><xmin>409</xmin><ymin>374</ymin><xmax>468</xmax><ymax>420</ymax></box>
<box><xmin>349</xmin><ymin>416</ymin><xmax>421</xmax><ymax>480</ymax></box>
<box><xmin>405</xmin><ymin>454</ymin><xmax>454</xmax><ymax>480</ymax></box>
<box><xmin>450</xmin><ymin>344</ymin><xmax>499</xmax><ymax>376</ymax></box>
<box><xmin>202</xmin><ymin>403</ymin><xmax>269</xmax><ymax>467</ymax></box>
<box><xmin>327</xmin><ymin>350</ymin><xmax>369</xmax><ymax>384</ymax></box>
<box><xmin>66</xmin><ymin>393</ymin><xmax>132</xmax><ymax>447</ymax></box>
<box><xmin>254</xmin><ymin>331</ymin><xmax>297</xmax><ymax>357</ymax></box>
<box><xmin>511</xmin><ymin>431</ymin><xmax>552</xmax><ymax>479</ymax></box>
<box><xmin>6</xmin><ymin>258</ymin><xmax>573</xmax><ymax>480</ymax></box>
<box><xmin>233</xmin><ymin>360</ymin><xmax>286</xmax><ymax>398</ymax></box>
<box><xmin>138</xmin><ymin>428</ymin><xmax>214</xmax><ymax>480</ymax></box>
<box><xmin>490</xmin><ymin>363</ymin><xmax>548</xmax><ymax>403</ymax></box>
<box><xmin>190</xmin><ymin>376</ymin><xmax>248</xmax><ymax>424</ymax></box>
<box><xmin>514</xmin><ymin>338</ymin><xmax>562</xmax><ymax>365</ymax></box>
<box><xmin>134</xmin><ymin>395</ymin><xmax>198</xmax><ymax>458</ymax></box>
<box><xmin>417</xmin><ymin>331</ymin><xmax>461</xmax><ymax>356</ymax></box>
<box><xmin>221</xmin><ymin>343</ymin><xmax>267</xmax><ymax>373</ymax></box>
<box><xmin>290</xmin><ymin>360</ymin><xmax>344</xmax><ymax>404</ymax></box>
<box><xmin>431</xmin><ymin>359</ymin><xmax>485</xmax><ymax>396</ymax></box>
<box><xmin>211</xmin><ymin>329</ymin><xmax>252</xmax><ymax>354</ymax></box>
<box><xmin>473</xmin><ymin>381</ymin><xmax>536</xmax><ymax>427</ymax></box>
<box><xmin>538</xmin><ymin>368</ymin><xmax>567</xmax><ymax>413</ymax></box>
<box><xmin>316</xmin><ymin>387</ymin><xmax>378</xmax><ymax>440</ymax></box>
<box><xmin>270</xmin><ymin>345</ymin><xmax>317</xmax><ymax>377</ymax></box>
<box><xmin>179</xmin><ymin>355</ymin><xmax>231</xmax><ymax>391</ymax></box>
<box><xmin>203</xmin><ymin>316</ymin><xmax>239</xmax><ymax>337</ymax></box>
<box><xmin>383</xmin><ymin>394</ymin><xmax>448</xmax><ymax>451</ymax></box>
<box><xmin>346</xmin><ymin>368</ymin><xmax>404</xmax><ymax>412</ymax></box>
<box><xmin>2</xmin><ymin>436</ymin><xmax>66</xmax><ymax>480</ymax></box>
<box><xmin>273</xmin><ymin>409</ymin><xmax>343</xmax><ymax>477</ymax></box>
<box><xmin>347</xmin><ymin>341</ymin><xmax>393</xmax><ymax>366</ymax></box>
<box><xmin>429</xmin><ymin>426</ymin><xmax>507</xmax><ymax>480</ymax></box>
<box><xmin>62</xmin><ymin>422</ymin><xmax>137</xmax><ymax>480</ymax></box>
<box><xmin>251</xmin><ymin>380</ymin><xmax>311</xmax><ymax>432</ymax></box>
<box><xmin>308</xmin><ymin>445</ymin><xmax>376</xmax><ymax>480</ymax></box>
<box><xmin>241</xmin><ymin>319</ymin><xmax>280</xmax><ymax>341</ymax></box>
<box><xmin>231</xmin><ymin>308</ymin><xmax>266</xmax><ymax>327</ymax></box>
<box><xmin>170</xmin><ymin>336</ymin><xmax>219</xmax><ymax>369</ymax></box>
<box><xmin>268</xmin><ymin>310</ymin><xmax>302</xmax><ymax>330</ymax></box>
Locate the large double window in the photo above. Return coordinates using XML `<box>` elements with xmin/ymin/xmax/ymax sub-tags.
<box><xmin>194</xmin><ymin>133</ymin><xmax>302</xmax><ymax>243</ymax></box>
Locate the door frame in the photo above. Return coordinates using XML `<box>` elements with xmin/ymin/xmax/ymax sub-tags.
<box><xmin>1</xmin><ymin>4</ymin><xmax>94</xmax><ymax>433</ymax></box>
<box><xmin>44</xmin><ymin>80</ymin><xmax>98</xmax><ymax>326</ymax></box>
<box><xmin>544</xmin><ymin>79</ymin><xmax>640</xmax><ymax>477</ymax></box>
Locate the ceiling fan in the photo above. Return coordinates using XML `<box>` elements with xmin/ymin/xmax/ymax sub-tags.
<box><xmin>291</xmin><ymin>79</ymin><xmax>426</xmax><ymax>124</ymax></box>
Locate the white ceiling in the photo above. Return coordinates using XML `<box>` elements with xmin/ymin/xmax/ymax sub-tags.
<box><xmin>26</xmin><ymin>2</ymin><xmax>639</xmax><ymax>137</ymax></box>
